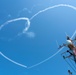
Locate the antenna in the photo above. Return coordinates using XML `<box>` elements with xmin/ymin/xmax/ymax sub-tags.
<box><xmin>65</xmin><ymin>32</ymin><xmax>68</xmax><ymax>36</ymax></box>
<box><xmin>56</xmin><ymin>40</ymin><xmax>59</xmax><ymax>48</ymax></box>
<box><xmin>65</xmin><ymin>32</ymin><xmax>70</xmax><ymax>38</ymax></box>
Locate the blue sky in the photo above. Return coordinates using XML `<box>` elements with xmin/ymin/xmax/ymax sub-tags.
<box><xmin>0</xmin><ymin>0</ymin><xmax>76</xmax><ymax>75</ymax></box>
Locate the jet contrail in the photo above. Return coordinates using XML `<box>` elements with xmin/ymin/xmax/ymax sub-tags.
<box><xmin>0</xmin><ymin>17</ymin><xmax>30</xmax><ymax>33</ymax></box>
<box><xmin>0</xmin><ymin>4</ymin><xmax>76</xmax><ymax>34</ymax></box>
<box><xmin>24</xmin><ymin>4</ymin><xmax>76</xmax><ymax>33</ymax></box>
<box><xmin>0</xmin><ymin>52</ymin><xmax>27</xmax><ymax>68</ymax></box>
<box><xmin>28</xmin><ymin>47</ymin><xmax>64</xmax><ymax>69</ymax></box>
<box><xmin>0</xmin><ymin>4</ymin><xmax>76</xmax><ymax>69</ymax></box>
<box><xmin>30</xmin><ymin>4</ymin><xmax>76</xmax><ymax>20</ymax></box>
<box><xmin>27</xmin><ymin>30</ymin><xmax>76</xmax><ymax>69</ymax></box>
<box><xmin>0</xmin><ymin>30</ymin><xmax>76</xmax><ymax>69</ymax></box>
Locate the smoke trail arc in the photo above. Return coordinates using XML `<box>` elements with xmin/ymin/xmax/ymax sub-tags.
<box><xmin>0</xmin><ymin>17</ymin><xmax>30</xmax><ymax>33</ymax></box>
<box><xmin>0</xmin><ymin>30</ymin><xmax>76</xmax><ymax>69</ymax></box>
<box><xmin>27</xmin><ymin>30</ymin><xmax>76</xmax><ymax>69</ymax></box>
<box><xmin>0</xmin><ymin>52</ymin><xmax>27</xmax><ymax>68</ymax></box>
<box><xmin>0</xmin><ymin>4</ymin><xmax>76</xmax><ymax>34</ymax></box>
<box><xmin>0</xmin><ymin>4</ymin><xmax>76</xmax><ymax>69</ymax></box>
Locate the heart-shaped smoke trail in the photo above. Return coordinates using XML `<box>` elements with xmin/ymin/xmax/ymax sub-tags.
<box><xmin>0</xmin><ymin>4</ymin><xmax>76</xmax><ymax>69</ymax></box>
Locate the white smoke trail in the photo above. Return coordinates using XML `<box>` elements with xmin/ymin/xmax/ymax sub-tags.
<box><xmin>28</xmin><ymin>47</ymin><xmax>64</xmax><ymax>69</ymax></box>
<box><xmin>0</xmin><ymin>17</ymin><xmax>30</xmax><ymax>33</ymax></box>
<box><xmin>30</xmin><ymin>4</ymin><xmax>76</xmax><ymax>20</ymax></box>
<box><xmin>0</xmin><ymin>30</ymin><xmax>76</xmax><ymax>69</ymax></box>
<box><xmin>21</xmin><ymin>4</ymin><xmax>76</xmax><ymax>33</ymax></box>
<box><xmin>0</xmin><ymin>4</ymin><xmax>76</xmax><ymax>69</ymax></box>
<box><xmin>0</xmin><ymin>51</ymin><xmax>27</xmax><ymax>68</ymax></box>
<box><xmin>27</xmin><ymin>30</ymin><xmax>76</xmax><ymax>69</ymax></box>
<box><xmin>0</xmin><ymin>4</ymin><xmax>76</xmax><ymax>34</ymax></box>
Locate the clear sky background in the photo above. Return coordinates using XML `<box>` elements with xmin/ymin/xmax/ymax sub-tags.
<box><xmin>0</xmin><ymin>0</ymin><xmax>76</xmax><ymax>75</ymax></box>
